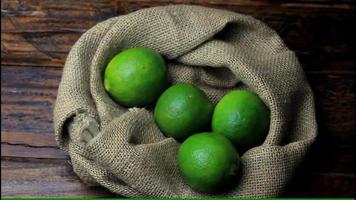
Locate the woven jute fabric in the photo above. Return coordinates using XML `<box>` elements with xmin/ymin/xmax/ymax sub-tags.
<box><xmin>53</xmin><ymin>5</ymin><xmax>317</xmax><ymax>197</ymax></box>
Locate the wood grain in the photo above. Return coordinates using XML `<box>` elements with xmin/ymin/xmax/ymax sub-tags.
<box><xmin>116</xmin><ymin>0</ymin><xmax>356</xmax><ymax>73</ymax></box>
<box><xmin>1</xmin><ymin>0</ymin><xmax>355</xmax><ymax>197</ymax></box>
<box><xmin>1</xmin><ymin>65</ymin><xmax>354</xmax><ymax>168</ymax></box>
<box><xmin>1</xmin><ymin>144</ymin><xmax>67</xmax><ymax>160</ymax></box>
<box><xmin>2</xmin><ymin>0</ymin><xmax>355</xmax><ymax>72</ymax></box>
<box><xmin>1</xmin><ymin>66</ymin><xmax>61</xmax><ymax>139</ymax></box>
<box><xmin>284</xmin><ymin>173</ymin><xmax>355</xmax><ymax>197</ymax></box>
<box><xmin>1</xmin><ymin>159</ymin><xmax>114</xmax><ymax>197</ymax></box>
<box><xmin>308</xmin><ymin>74</ymin><xmax>355</xmax><ymax>146</ymax></box>
<box><xmin>1</xmin><ymin>0</ymin><xmax>117</xmax><ymax>67</ymax></box>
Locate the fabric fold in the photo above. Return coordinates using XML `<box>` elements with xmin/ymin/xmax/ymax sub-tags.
<box><xmin>53</xmin><ymin>5</ymin><xmax>317</xmax><ymax>197</ymax></box>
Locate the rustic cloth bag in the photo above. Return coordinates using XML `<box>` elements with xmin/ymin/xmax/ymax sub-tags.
<box><xmin>54</xmin><ymin>5</ymin><xmax>317</xmax><ymax>197</ymax></box>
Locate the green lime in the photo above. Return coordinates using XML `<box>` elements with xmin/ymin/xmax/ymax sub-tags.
<box><xmin>154</xmin><ymin>83</ymin><xmax>213</xmax><ymax>141</ymax></box>
<box><xmin>104</xmin><ymin>47</ymin><xmax>167</xmax><ymax>107</ymax></box>
<box><xmin>212</xmin><ymin>90</ymin><xmax>270</xmax><ymax>150</ymax></box>
<box><xmin>178</xmin><ymin>132</ymin><xmax>240</xmax><ymax>193</ymax></box>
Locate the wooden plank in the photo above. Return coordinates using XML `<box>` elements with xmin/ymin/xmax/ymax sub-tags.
<box><xmin>115</xmin><ymin>0</ymin><xmax>356</xmax><ymax>73</ymax></box>
<box><xmin>1</xmin><ymin>158</ymin><xmax>354</xmax><ymax>197</ymax></box>
<box><xmin>1</xmin><ymin>0</ymin><xmax>117</xmax><ymax>67</ymax></box>
<box><xmin>1</xmin><ymin>143</ymin><xmax>67</xmax><ymax>160</ymax></box>
<box><xmin>1</xmin><ymin>32</ymin><xmax>79</xmax><ymax>67</ymax></box>
<box><xmin>1</xmin><ymin>66</ymin><xmax>61</xmax><ymax>139</ymax></box>
<box><xmin>284</xmin><ymin>172</ymin><xmax>355</xmax><ymax>197</ymax></box>
<box><xmin>115</xmin><ymin>0</ymin><xmax>356</xmax><ymax>17</ymax></box>
<box><xmin>116</xmin><ymin>0</ymin><xmax>356</xmax><ymax>7</ymax></box>
<box><xmin>1</xmin><ymin>0</ymin><xmax>354</xmax><ymax>197</ymax></box>
<box><xmin>308</xmin><ymin>74</ymin><xmax>355</xmax><ymax>146</ymax></box>
<box><xmin>1</xmin><ymin>0</ymin><xmax>355</xmax><ymax>72</ymax></box>
<box><xmin>1</xmin><ymin>66</ymin><xmax>353</xmax><ymax>145</ymax></box>
<box><xmin>1</xmin><ymin>66</ymin><xmax>354</xmax><ymax>171</ymax></box>
<box><xmin>1</xmin><ymin>159</ymin><xmax>114</xmax><ymax>197</ymax></box>
<box><xmin>0</xmin><ymin>65</ymin><xmax>65</xmax><ymax>159</ymax></box>
<box><xmin>1</xmin><ymin>0</ymin><xmax>117</xmax><ymax>32</ymax></box>
<box><xmin>2</xmin><ymin>132</ymin><xmax>57</xmax><ymax>147</ymax></box>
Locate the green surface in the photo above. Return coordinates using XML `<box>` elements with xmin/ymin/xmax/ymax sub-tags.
<box><xmin>154</xmin><ymin>83</ymin><xmax>213</xmax><ymax>141</ymax></box>
<box><xmin>104</xmin><ymin>47</ymin><xmax>167</xmax><ymax>107</ymax></box>
<box><xmin>3</xmin><ymin>198</ymin><xmax>355</xmax><ymax>200</ymax></box>
<box><xmin>177</xmin><ymin>132</ymin><xmax>240</xmax><ymax>193</ymax></box>
<box><xmin>2</xmin><ymin>198</ymin><xmax>355</xmax><ymax>200</ymax></box>
<box><xmin>212</xmin><ymin>90</ymin><xmax>270</xmax><ymax>150</ymax></box>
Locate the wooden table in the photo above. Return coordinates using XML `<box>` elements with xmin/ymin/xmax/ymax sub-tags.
<box><xmin>1</xmin><ymin>0</ymin><xmax>355</xmax><ymax>197</ymax></box>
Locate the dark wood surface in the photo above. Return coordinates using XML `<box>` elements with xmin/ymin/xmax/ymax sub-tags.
<box><xmin>1</xmin><ymin>0</ymin><xmax>355</xmax><ymax>197</ymax></box>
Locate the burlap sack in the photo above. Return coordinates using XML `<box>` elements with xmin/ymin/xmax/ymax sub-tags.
<box><xmin>53</xmin><ymin>5</ymin><xmax>317</xmax><ymax>197</ymax></box>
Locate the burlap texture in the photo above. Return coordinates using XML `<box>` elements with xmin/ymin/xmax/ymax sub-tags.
<box><xmin>53</xmin><ymin>5</ymin><xmax>317</xmax><ymax>197</ymax></box>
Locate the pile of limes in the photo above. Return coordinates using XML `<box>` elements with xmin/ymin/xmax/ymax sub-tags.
<box><xmin>104</xmin><ymin>48</ymin><xmax>270</xmax><ymax>193</ymax></box>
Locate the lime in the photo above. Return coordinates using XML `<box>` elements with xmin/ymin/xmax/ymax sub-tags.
<box><xmin>212</xmin><ymin>90</ymin><xmax>270</xmax><ymax>150</ymax></box>
<box><xmin>154</xmin><ymin>83</ymin><xmax>213</xmax><ymax>141</ymax></box>
<box><xmin>178</xmin><ymin>132</ymin><xmax>240</xmax><ymax>193</ymax></box>
<box><xmin>104</xmin><ymin>47</ymin><xmax>167</xmax><ymax>107</ymax></box>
